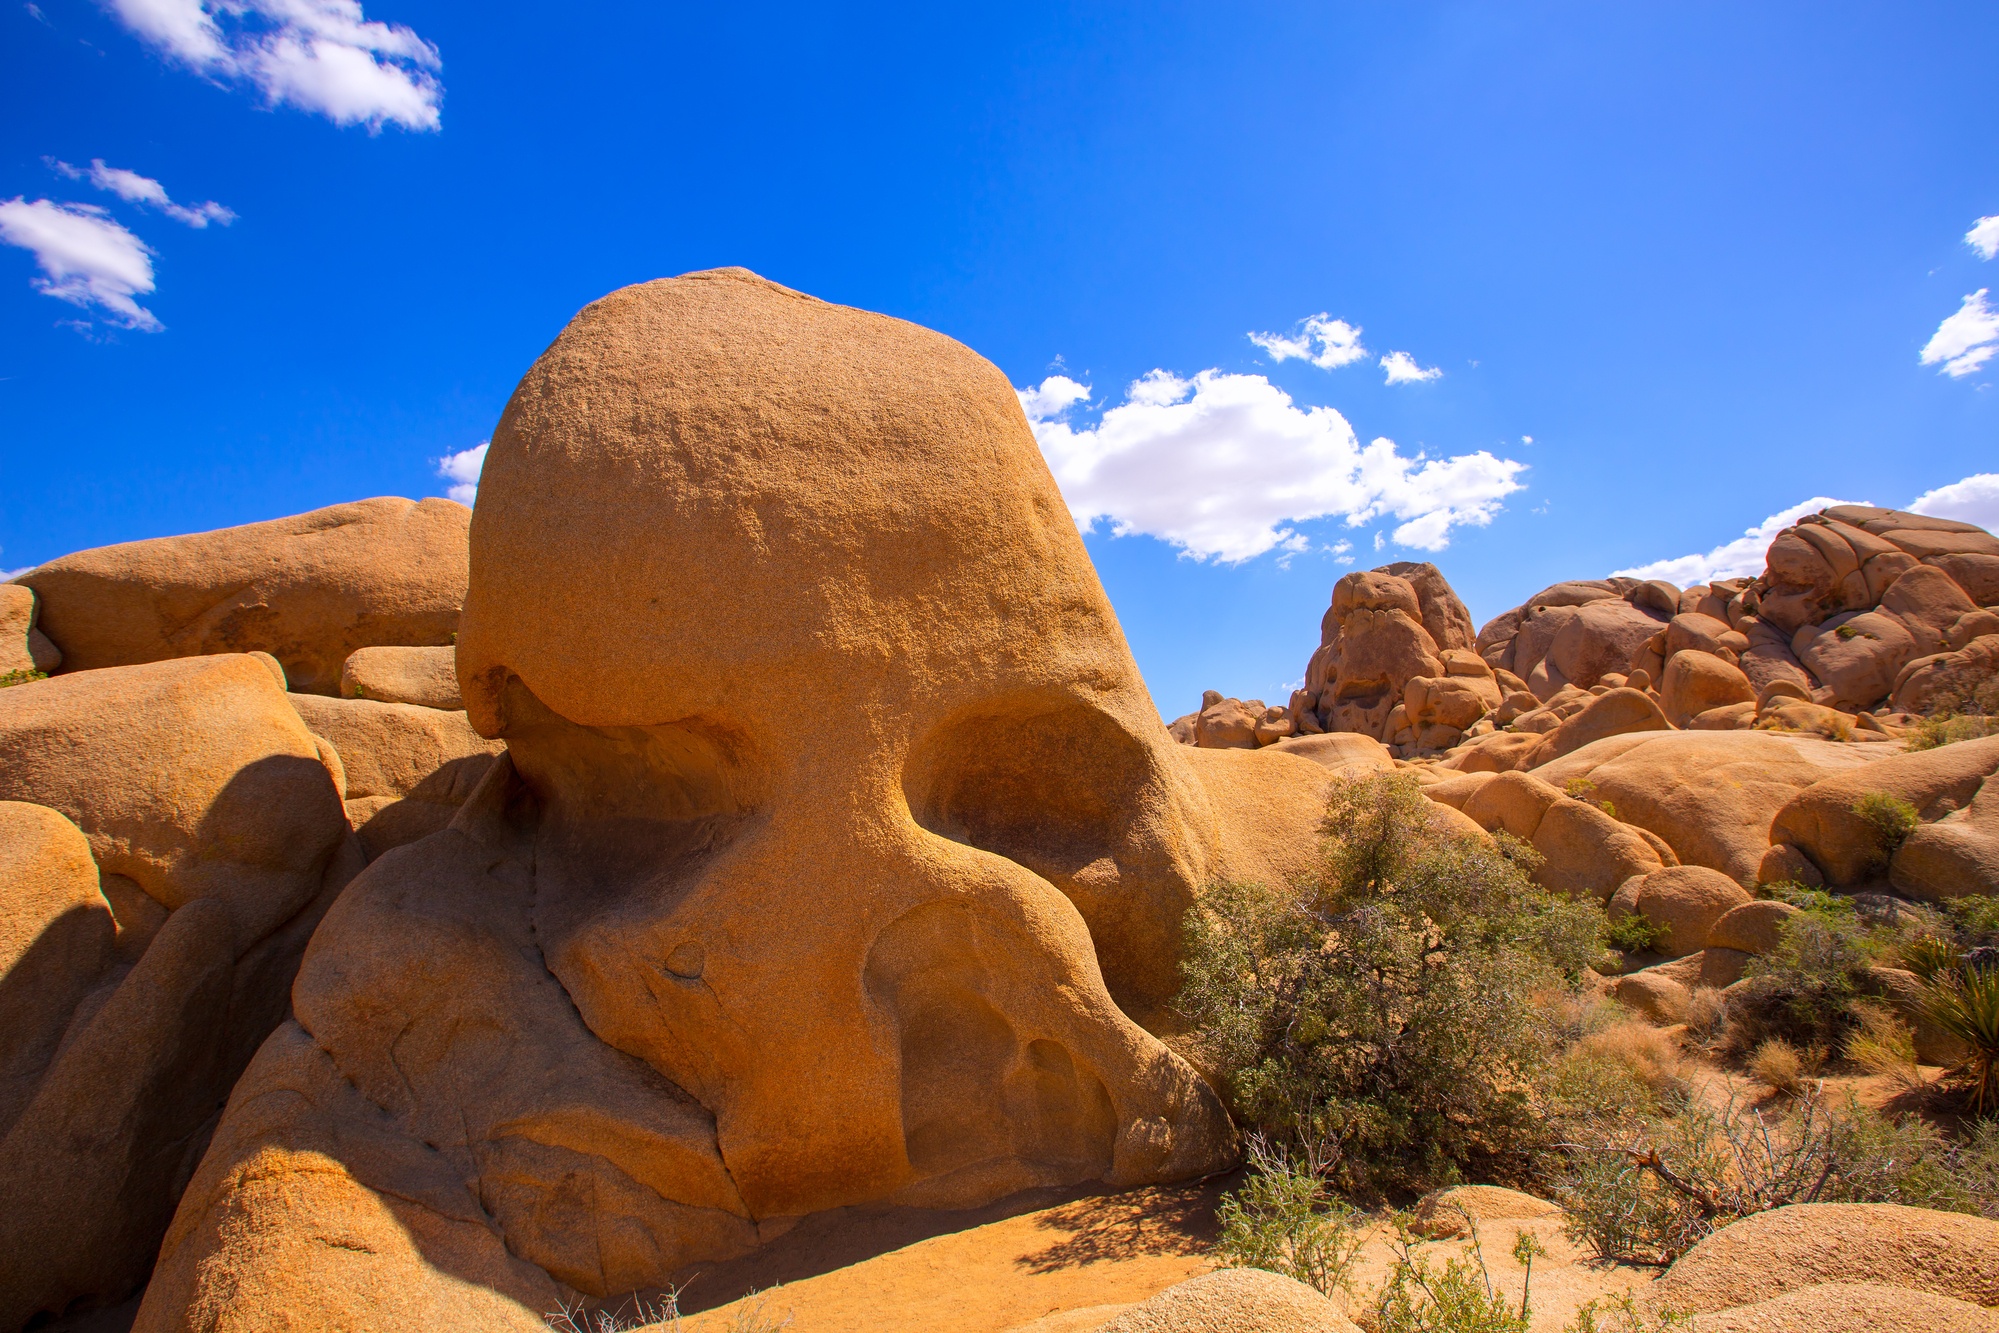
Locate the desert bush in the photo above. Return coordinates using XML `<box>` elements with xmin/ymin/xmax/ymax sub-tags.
<box><xmin>1747</xmin><ymin>1039</ymin><xmax>1807</xmax><ymax>1095</ymax></box>
<box><xmin>1366</xmin><ymin>1225</ymin><xmax>1537</xmax><ymax>1333</ymax></box>
<box><xmin>1179</xmin><ymin>772</ymin><xmax>1604</xmax><ymax>1199</ymax></box>
<box><xmin>1683</xmin><ymin>989</ymin><xmax>1728</xmax><ymax>1048</ymax></box>
<box><xmin>1556</xmin><ymin>1083</ymin><xmax>1987</xmax><ymax>1265</ymax></box>
<box><xmin>1949</xmin><ymin>896</ymin><xmax>1999</xmax><ymax>951</ymax></box>
<box><xmin>1541</xmin><ymin>1022</ymin><xmax>1691</xmax><ymax>1140</ymax></box>
<box><xmin>1899</xmin><ymin>933</ymin><xmax>1964</xmax><ymax>981</ymax></box>
<box><xmin>1844</xmin><ymin>1001</ymin><xmax>1923</xmax><ymax>1089</ymax></box>
<box><xmin>1925</xmin><ymin>966</ymin><xmax>1999</xmax><ymax>1114</ymax></box>
<box><xmin>0</xmin><ymin>669</ymin><xmax>45</xmax><ymax>689</ymax></box>
<box><xmin>547</xmin><ymin>1295</ymin><xmax>680</xmax><ymax>1332</ymax></box>
<box><xmin>1852</xmin><ymin>790</ymin><xmax>1920</xmax><ymax>876</ymax></box>
<box><xmin>1907</xmin><ymin>672</ymin><xmax>1999</xmax><ymax>752</ymax></box>
<box><xmin>1730</xmin><ymin>902</ymin><xmax>1874</xmax><ymax>1054</ymax></box>
<box><xmin>1213</xmin><ymin>1134</ymin><xmax>1367</xmax><ymax>1299</ymax></box>
<box><xmin>1606</xmin><ymin>913</ymin><xmax>1666</xmax><ymax>955</ymax></box>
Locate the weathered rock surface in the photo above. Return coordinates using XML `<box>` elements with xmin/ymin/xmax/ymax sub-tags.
<box><xmin>340</xmin><ymin>644</ymin><xmax>463</xmax><ymax>710</ymax></box>
<box><xmin>1770</xmin><ymin>735</ymin><xmax>1999</xmax><ymax>885</ymax></box>
<box><xmin>1607</xmin><ymin>866</ymin><xmax>1752</xmax><ymax>958</ymax></box>
<box><xmin>1408</xmin><ymin>1185</ymin><xmax>1562</xmax><ymax>1239</ymax></box>
<box><xmin>148</xmin><ymin>268</ymin><xmax>1308</xmax><ymax>1325</ymax></box>
<box><xmin>17</xmin><ymin>497</ymin><xmax>469</xmax><ymax>696</ymax></box>
<box><xmin>288</xmin><ymin>692</ymin><xmax>504</xmax><ymax>860</ymax></box>
<box><xmin>0</xmin><ymin>584</ymin><xmax>60</xmax><ymax>676</ymax></box>
<box><xmin>0</xmin><ymin>655</ymin><xmax>357</xmax><ymax>1329</ymax></box>
<box><xmin>1094</xmin><ymin>1269</ymin><xmax>1362</xmax><ymax>1333</ymax></box>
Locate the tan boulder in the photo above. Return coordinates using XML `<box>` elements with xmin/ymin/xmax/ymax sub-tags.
<box><xmin>0</xmin><ymin>656</ymin><xmax>359</xmax><ymax>1329</ymax></box>
<box><xmin>1691</xmin><ymin>701</ymin><xmax>1758</xmax><ymax>730</ymax></box>
<box><xmin>1770</xmin><ymin>736</ymin><xmax>1999</xmax><ymax>885</ymax></box>
<box><xmin>1755</xmin><ymin>697</ymin><xmax>1867</xmax><ymax>741</ymax></box>
<box><xmin>1608</xmin><ymin>866</ymin><xmax>1752</xmax><ymax>958</ymax></box>
<box><xmin>1462</xmin><ymin>770</ymin><xmax>1564</xmax><ymax>840</ymax></box>
<box><xmin>1883</xmin><ymin>564</ymin><xmax>1983</xmax><ymax>653</ymax></box>
<box><xmin>1408</xmin><ymin>1184</ymin><xmax>1562</xmax><ymax>1239</ymax></box>
<box><xmin>1756</xmin><ymin>842</ymin><xmax>1823</xmax><ymax>888</ymax></box>
<box><xmin>1930</xmin><ymin>552</ymin><xmax>1999</xmax><ymax>605</ymax></box>
<box><xmin>20</xmin><ymin>496</ymin><xmax>469</xmax><ymax>695</ymax></box>
<box><xmin>0</xmin><ymin>802</ymin><xmax>112</xmax><ymax>1134</ymax></box>
<box><xmin>1893</xmin><ymin>634</ymin><xmax>1999</xmax><ymax>715</ymax></box>
<box><xmin>1615</xmin><ymin>970</ymin><xmax>1691</xmax><ymax>1023</ymax></box>
<box><xmin>1686</xmin><ymin>1281</ymin><xmax>1999</xmax><ymax>1333</ymax></box>
<box><xmin>291</xmin><ymin>692</ymin><xmax>505</xmax><ymax>861</ymax></box>
<box><xmin>1402</xmin><ymin>672</ymin><xmax>1498</xmax><ymax>730</ymax></box>
<box><xmin>1265</xmin><ymin>731</ymin><xmax>1397</xmax><ymax>775</ymax></box>
<box><xmin>154</xmin><ymin>269</ymin><xmax>1277</xmax><ymax>1319</ymax></box>
<box><xmin>1459</xmin><ymin>772</ymin><xmax>1661</xmax><ymax>898</ymax></box>
<box><xmin>1521</xmin><ymin>687</ymin><xmax>1671</xmax><ymax>768</ymax></box>
<box><xmin>1309</xmin><ymin>570</ymin><xmax>1447</xmax><ymax>737</ymax></box>
<box><xmin>1797</xmin><ymin>610</ymin><xmax>1919</xmax><ymax>709</ymax></box>
<box><xmin>1707</xmin><ymin>900</ymin><xmax>1800</xmax><ymax>954</ymax></box>
<box><xmin>1095</xmin><ymin>1268</ymin><xmax>1361</xmax><ymax>1333</ymax></box>
<box><xmin>0</xmin><ymin>584</ymin><xmax>60</xmax><ymax>677</ymax></box>
<box><xmin>341</xmin><ymin>644</ymin><xmax>463</xmax><ymax>710</ymax></box>
<box><xmin>1194</xmin><ymin>696</ymin><xmax>1259</xmax><ymax>748</ymax></box>
<box><xmin>1666</xmin><ymin>612</ymin><xmax>1737</xmax><ymax>659</ymax></box>
<box><xmin>1377</xmin><ymin>560</ymin><xmax>1477</xmax><ymax>652</ymax></box>
<box><xmin>1540</xmin><ymin>598</ymin><xmax>1670</xmax><ymax>696</ymax></box>
<box><xmin>1419</xmin><ymin>769</ymin><xmax>1496</xmax><ymax>809</ymax></box>
<box><xmin>1738</xmin><ymin>618</ymin><xmax>1814</xmax><ymax>696</ymax></box>
<box><xmin>1662</xmin><ymin>651</ymin><xmax>1756</xmax><ymax>727</ymax></box>
<box><xmin>1534</xmin><ymin>731</ymin><xmax>1882</xmax><ymax>884</ymax></box>
<box><xmin>1892</xmin><ymin>772</ymin><xmax>1999</xmax><ymax>900</ymax></box>
<box><xmin>1653</xmin><ymin>1203</ymin><xmax>1999</xmax><ymax>1316</ymax></box>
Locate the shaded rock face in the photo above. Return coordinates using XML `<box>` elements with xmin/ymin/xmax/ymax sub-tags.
<box><xmin>0</xmin><ymin>657</ymin><xmax>358</xmax><ymax>1329</ymax></box>
<box><xmin>142</xmin><ymin>268</ymin><xmax>1330</xmax><ymax>1327</ymax></box>
<box><xmin>16</xmin><ymin>496</ymin><xmax>470</xmax><ymax>696</ymax></box>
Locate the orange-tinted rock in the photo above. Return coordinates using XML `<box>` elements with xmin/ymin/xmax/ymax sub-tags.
<box><xmin>0</xmin><ymin>656</ymin><xmax>358</xmax><ymax>1329</ymax></box>
<box><xmin>1708</xmin><ymin>900</ymin><xmax>1800</xmax><ymax>954</ymax></box>
<box><xmin>1797</xmin><ymin>611</ymin><xmax>1919</xmax><ymax>709</ymax></box>
<box><xmin>158</xmin><ymin>269</ymin><xmax>1273</xmax><ymax>1320</ymax></box>
<box><xmin>1522</xmin><ymin>687</ymin><xmax>1671</xmax><ymax>768</ymax></box>
<box><xmin>1882</xmin><ymin>565</ymin><xmax>1981</xmax><ymax>655</ymax></box>
<box><xmin>1892</xmin><ymin>771</ymin><xmax>1999</xmax><ymax>900</ymax></box>
<box><xmin>1929</xmin><ymin>552</ymin><xmax>1999</xmax><ymax>605</ymax></box>
<box><xmin>1771</xmin><ymin>736</ymin><xmax>1999</xmax><ymax>884</ymax></box>
<box><xmin>1194</xmin><ymin>696</ymin><xmax>1260</xmax><ymax>749</ymax></box>
<box><xmin>340</xmin><ymin>644</ymin><xmax>462</xmax><ymax>710</ymax></box>
<box><xmin>1608</xmin><ymin>866</ymin><xmax>1751</xmax><ymax>958</ymax></box>
<box><xmin>0</xmin><ymin>584</ymin><xmax>60</xmax><ymax>676</ymax></box>
<box><xmin>20</xmin><ymin>497</ymin><xmax>470</xmax><ymax>695</ymax></box>
<box><xmin>1095</xmin><ymin>1268</ymin><xmax>1362</xmax><ymax>1333</ymax></box>
<box><xmin>1893</xmin><ymin>634</ymin><xmax>1999</xmax><ymax>715</ymax></box>
<box><xmin>1662</xmin><ymin>651</ymin><xmax>1756</xmax><ymax>727</ymax></box>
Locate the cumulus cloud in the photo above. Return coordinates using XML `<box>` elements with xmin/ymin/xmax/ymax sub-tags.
<box><xmin>1249</xmin><ymin>313</ymin><xmax>1369</xmax><ymax>369</ymax></box>
<box><xmin>1613</xmin><ymin>496</ymin><xmax>1865</xmax><ymax>586</ymax></box>
<box><xmin>0</xmin><ymin>198</ymin><xmax>160</xmax><ymax>330</ymax></box>
<box><xmin>1910</xmin><ymin>472</ymin><xmax>1999</xmax><ymax>532</ymax></box>
<box><xmin>436</xmin><ymin>440</ymin><xmax>487</xmax><ymax>505</ymax></box>
<box><xmin>104</xmin><ymin>0</ymin><xmax>442</xmax><ymax>131</ymax></box>
<box><xmin>1969</xmin><ymin>215</ymin><xmax>1999</xmax><ymax>262</ymax></box>
<box><xmin>48</xmin><ymin>157</ymin><xmax>235</xmax><ymax>227</ymax></box>
<box><xmin>1380</xmin><ymin>350</ymin><xmax>1442</xmax><ymax>385</ymax></box>
<box><xmin>1018</xmin><ymin>370</ymin><xmax>1526</xmax><ymax>563</ymax></box>
<box><xmin>1921</xmin><ymin>288</ymin><xmax>1999</xmax><ymax>378</ymax></box>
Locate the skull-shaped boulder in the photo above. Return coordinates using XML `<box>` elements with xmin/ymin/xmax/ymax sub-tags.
<box><xmin>139</xmin><ymin>270</ymin><xmax>1331</xmax><ymax>1329</ymax></box>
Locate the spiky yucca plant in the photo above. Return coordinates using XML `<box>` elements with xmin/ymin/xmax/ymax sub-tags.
<box><xmin>1924</xmin><ymin>966</ymin><xmax>1999</xmax><ymax>1114</ymax></box>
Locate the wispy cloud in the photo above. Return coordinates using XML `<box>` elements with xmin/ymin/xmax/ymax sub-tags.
<box><xmin>1380</xmin><ymin>350</ymin><xmax>1442</xmax><ymax>385</ymax></box>
<box><xmin>1249</xmin><ymin>313</ymin><xmax>1369</xmax><ymax>369</ymax></box>
<box><xmin>0</xmin><ymin>198</ymin><xmax>160</xmax><ymax>330</ymax></box>
<box><xmin>1019</xmin><ymin>370</ymin><xmax>1525</xmax><ymax>562</ymax></box>
<box><xmin>103</xmin><ymin>0</ymin><xmax>443</xmax><ymax>131</ymax></box>
<box><xmin>1969</xmin><ymin>215</ymin><xmax>1999</xmax><ymax>262</ymax></box>
<box><xmin>1921</xmin><ymin>288</ymin><xmax>1999</xmax><ymax>378</ymax></box>
<box><xmin>1910</xmin><ymin>471</ymin><xmax>1999</xmax><ymax>533</ymax></box>
<box><xmin>436</xmin><ymin>440</ymin><xmax>486</xmax><ymax>505</ymax></box>
<box><xmin>47</xmin><ymin>157</ymin><xmax>235</xmax><ymax>227</ymax></box>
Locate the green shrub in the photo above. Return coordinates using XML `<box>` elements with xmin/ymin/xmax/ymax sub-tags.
<box><xmin>1948</xmin><ymin>896</ymin><xmax>1999</xmax><ymax>949</ymax></box>
<box><xmin>1852</xmin><ymin>790</ymin><xmax>1919</xmax><ymax>876</ymax></box>
<box><xmin>1907</xmin><ymin>672</ymin><xmax>1999</xmax><ymax>752</ymax></box>
<box><xmin>1178</xmin><ymin>772</ymin><xmax>1604</xmax><ymax>1199</ymax></box>
<box><xmin>0</xmin><ymin>669</ymin><xmax>45</xmax><ymax>688</ymax></box>
<box><xmin>1925</xmin><ymin>966</ymin><xmax>1999</xmax><ymax>1114</ymax></box>
<box><xmin>1368</xmin><ymin>1225</ymin><xmax>1535</xmax><ymax>1333</ymax></box>
<box><xmin>1213</xmin><ymin>1135</ymin><xmax>1366</xmax><ymax>1298</ymax></box>
<box><xmin>1733</xmin><ymin>905</ymin><xmax>1874</xmax><ymax>1053</ymax></box>
<box><xmin>1606</xmin><ymin>913</ymin><xmax>1666</xmax><ymax>955</ymax></box>
<box><xmin>1899</xmin><ymin>934</ymin><xmax>1963</xmax><ymax>981</ymax></box>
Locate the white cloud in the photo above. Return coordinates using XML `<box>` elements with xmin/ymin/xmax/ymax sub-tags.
<box><xmin>1910</xmin><ymin>472</ymin><xmax>1999</xmax><ymax>533</ymax></box>
<box><xmin>0</xmin><ymin>198</ymin><xmax>160</xmax><ymax>330</ymax></box>
<box><xmin>1921</xmin><ymin>288</ymin><xmax>1999</xmax><ymax>378</ymax></box>
<box><xmin>1249</xmin><ymin>313</ymin><xmax>1369</xmax><ymax>370</ymax></box>
<box><xmin>436</xmin><ymin>440</ymin><xmax>487</xmax><ymax>505</ymax></box>
<box><xmin>1969</xmin><ymin>216</ymin><xmax>1999</xmax><ymax>262</ymax></box>
<box><xmin>1380</xmin><ymin>350</ymin><xmax>1442</xmax><ymax>385</ymax></box>
<box><xmin>49</xmin><ymin>157</ymin><xmax>235</xmax><ymax>227</ymax></box>
<box><xmin>1614</xmin><ymin>495</ymin><xmax>1869</xmax><ymax>585</ymax></box>
<box><xmin>1019</xmin><ymin>370</ymin><xmax>1525</xmax><ymax>562</ymax></box>
<box><xmin>104</xmin><ymin>0</ymin><xmax>442</xmax><ymax>131</ymax></box>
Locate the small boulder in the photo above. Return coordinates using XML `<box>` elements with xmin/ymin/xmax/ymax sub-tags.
<box><xmin>1408</xmin><ymin>1185</ymin><xmax>1561</xmax><ymax>1239</ymax></box>
<box><xmin>1662</xmin><ymin>651</ymin><xmax>1756</xmax><ymax>728</ymax></box>
<box><xmin>1194</xmin><ymin>697</ymin><xmax>1260</xmax><ymax>749</ymax></box>
<box><xmin>340</xmin><ymin>645</ymin><xmax>462</xmax><ymax>710</ymax></box>
<box><xmin>1707</xmin><ymin>900</ymin><xmax>1800</xmax><ymax>954</ymax></box>
<box><xmin>1096</xmin><ymin>1268</ymin><xmax>1362</xmax><ymax>1333</ymax></box>
<box><xmin>1609</xmin><ymin>866</ymin><xmax>1752</xmax><ymax>958</ymax></box>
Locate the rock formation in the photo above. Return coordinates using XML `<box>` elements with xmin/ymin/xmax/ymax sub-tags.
<box><xmin>0</xmin><ymin>656</ymin><xmax>360</xmax><ymax>1329</ymax></box>
<box><xmin>133</xmin><ymin>268</ymin><xmax>1329</xmax><ymax>1329</ymax></box>
<box><xmin>14</xmin><ymin>496</ymin><xmax>470</xmax><ymax>696</ymax></box>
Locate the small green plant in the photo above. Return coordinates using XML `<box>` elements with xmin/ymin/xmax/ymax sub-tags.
<box><xmin>0</xmin><ymin>668</ymin><xmax>46</xmax><ymax>688</ymax></box>
<box><xmin>1852</xmin><ymin>790</ymin><xmax>1920</xmax><ymax>876</ymax></box>
<box><xmin>1899</xmin><ymin>934</ymin><xmax>1962</xmax><ymax>981</ymax></box>
<box><xmin>1368</xmin><ymin>1222</ymin><xmax>1530</xmax><ymax>1333</ymax></box>
<box><xmin>1606</xmin><ymin>913</ymin><xmax>1666</xmax><ymax>955</ymax></box>
<box><xmin>1908</xmin><ymin>672</ymin><xmax>1999</xmax><ymax>751</ymax></box>
<box><xmin>1924</xmin><ymin>966</ymin><xmax>1999</xmax><ymax>1115</ymax></box>
<box><xmin>1733</xmin><ymin>906</ymin><xmax>1874</xmax><ymax>1053</ymax></box>
<box><xmin>1835</xmin><ymin>624</ymin><xmax>1862</xmax><ymax>640</ymax></box>
<box><xmin>1563</xmin><ymin>1295</ymin><xmax>1691</xmax><ymax>1332</ymax></box>
<box><xmin>1562</xmin><ymin>777</ymin><xmax>1617</xmax><ymax>820</ymax></box>
<box><xmin>1214</xmin><ymin>1134</ymin><xmax>1367</xmax><ymax>1299</ymax></box>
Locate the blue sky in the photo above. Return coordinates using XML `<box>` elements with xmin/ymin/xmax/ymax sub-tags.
<box><xmin>5</xmin><ymin>2</ymin><xmax>1998</xmax><ymax>719</ymax></box>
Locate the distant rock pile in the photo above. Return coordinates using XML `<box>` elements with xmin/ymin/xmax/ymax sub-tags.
<box><xmin>1178</xmin><ymin>504</ymin><xmax>1999</xmax><ymax>766</ymax></box>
